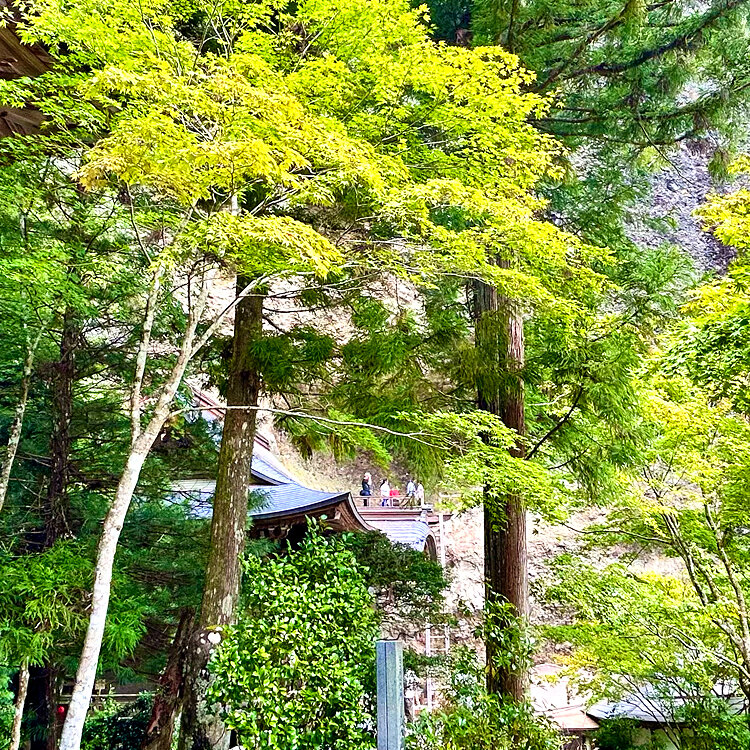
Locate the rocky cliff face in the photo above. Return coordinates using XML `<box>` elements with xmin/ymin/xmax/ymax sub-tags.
<box><xmin>627</xmin><ymin>143</ymin><xmax>736</xmax><ymax>274</ymax></box>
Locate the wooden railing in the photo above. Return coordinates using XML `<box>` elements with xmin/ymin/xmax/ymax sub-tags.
<box><xmin>359</xmin><ymin>494</ymin><xmax>425</xmax><ymax>508</ymax></box>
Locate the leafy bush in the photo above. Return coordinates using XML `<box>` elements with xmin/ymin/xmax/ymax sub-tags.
<box><xmin>678</xmin><ymin>698</ymin><xmax>750</xmax><ymax>750</ymax></box>
<box><xmin>0</xmin><ymin>669</ymin><xmax>13</xmax><ymax>749</ymax></box>
<box><xmin>81</xmin><ymin>694</ymin><xmax>152</xmax><ymax>750</ymax></box>
<box><xmin>406</xmin><ymin>696</ymin><xmax>560</xmax><ymax>750</ymax></box>
<box><xmin>593</xmin><ymin>699</ymin><xmax>750</xmax><ymax>750</ymax></box>
<box><xmin>593</xmin><ymin>718</ymin><xmax>643</xmax><ymax>750</ymax></box>
<box><xmin>209</xmin><ymin>529</ymin><xmax>378</xmax><ymax>750</ymax></box>
<box><xmin>339</xmin><ymin>530</ymin><xmax>447</xmax><ymax>624</ymax></box>
<box><xmin>405</xmin><ymin>646</ymin><xmax>560</xmax><ymax>750</ymax></box>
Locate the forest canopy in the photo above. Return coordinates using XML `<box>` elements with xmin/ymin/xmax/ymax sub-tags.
<box><xmin>3</xmin><ymin>0</ymin><xmax>750</xmax><ymax>749</ymax></box>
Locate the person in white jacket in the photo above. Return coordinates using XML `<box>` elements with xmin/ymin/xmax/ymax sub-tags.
<box><xmin>380</xmin><ymin>478</ymin><xmax>391</xmax><ymax>506</ymax></box>
<box><xmin>416</xmin><ymin>481</ymin><xmax>425</xmax><ymax>505</ymax></box>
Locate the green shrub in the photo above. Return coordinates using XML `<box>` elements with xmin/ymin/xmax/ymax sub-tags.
<box><xmin>678</xmin><ymin>698</ymin><xmax>750</xmax><ymax>750</ymax></box>
<box><xmin>593</xmin><ymin>718</ymin><xmax>643</xmax><ymax>750</ymax></box>
<box><xmin>81</xmin><ymin>694</ymin><xmax>152</xmax><ymax>750</ymax></box>
<box><xmin>405</xmin><ymin>646</ymin><xmax>560</xmax><ymax>750</ymax></box>
<box><xmin>209</xmin><ymin>529</ymin><xmax>378</xmax><ymax>750</ymax></box>
<box><xmin>406</xmin><ymin>696</ymin><xmax>561</xmax><ymax>750</ymax></box>
<box><xmin>0</xmin><ymin>669</ymin><xmax>13</xmax><ymax>750</ymax></box>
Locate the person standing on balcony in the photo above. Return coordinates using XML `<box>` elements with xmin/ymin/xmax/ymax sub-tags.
<box><xmin>380</xmin><ymin>478</ymin><xmax>391</xmax><ymax>506</ymax></box>
<box><xmin>406</xmin><ymin>478</ymin><xmax>416</xmax><ymax>505</ymax></box>
<box><xmin>360</xmin><ymin>472</ymin><xmax>372</xmax><ymax>506</ymax></box>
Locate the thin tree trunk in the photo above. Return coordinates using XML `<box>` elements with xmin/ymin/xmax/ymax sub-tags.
<box><xmin>179</xmin><ymin>276</ymin><xmax>263</xmax><ymax>750</ymax></box>
<box><xmin>474</xmin><ymin>273</ymin><xmax>529</xmax><ymax>702</ymax></box>
<box><xmin>142</xmin><ymin>608</ymin><xmax>195</xmax><ymax>750</ymax></box>
<box><xmin>59</xmin><ymin>447</ymin><xmax>152</xmax><ymax>750</ymax></box>
<box><xmin>45</xmin><ymin>665</ymin><xmax>61</xmax><ymax>750</ymax></box>
<box><xmin>26</xmin><ymin>665</ymin><xmax>62</xmax><ymax>750</ymax></box>
<box><xmin>10</xmin><ymin>661</ymin><xmax>30</xmax><ymax>750</ymax></box>
<box><xmin>59</xmin><ymin>266</ymin><xmax>212</xmax><ymax>750</ymax></box>
<box><xmin>26</xmin><ymin>667</ymin><xmax>48</xmax><ymax>750</ymax></box>
<box><xmin>0</xmin><ymin>326</ymin><xmax>43</xmax><ymax>514</ymax></box>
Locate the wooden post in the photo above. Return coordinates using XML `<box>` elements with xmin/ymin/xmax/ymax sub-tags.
<box><xmin>377</xmin><ymin>640</ymin><xmax>404</xmax><ymax>750</ymax></box>
<box><xmin>438</xmin><ymin>512</ymin><xmax>446</xmax><ymax>568</ymax></box>
<box><xmin>425</xmin><ymin>625</ymin><xmax>433</xmax><ymax>710</ymax></box>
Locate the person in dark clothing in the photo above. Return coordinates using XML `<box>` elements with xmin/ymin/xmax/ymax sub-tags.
<box><xmin>360</xmin><ymin>471</ymin><xmax>372</xmax><ymax>506</ymax></box>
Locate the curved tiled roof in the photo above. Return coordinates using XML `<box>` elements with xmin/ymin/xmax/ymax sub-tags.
<box><xmin>365</xmin><ymin>518</ymin><xmax>431</xmax><ymax>552</ymax></box>
<box><xmin>250</xmin><ymin>441</ymin><xmax>299</xmax><ymax>486</ymax></box>
<box><xmin>173</xmin><ymin>438</ymin><xmax>371</xmax><ymax>531</ymax></box>
<box><xmin>587</xmin><ymin>683</ymin><xmax>744</xmax><ymax>725</ymax></box>
<box><xmin>171</xmin><ymin>416</ymin><xmax>436</xmax><ymax>553</ymax></box>
<box><xmin>249</xmin><ymin>484</ymin><xmax>353</xmax><ymax>520</ymax></box>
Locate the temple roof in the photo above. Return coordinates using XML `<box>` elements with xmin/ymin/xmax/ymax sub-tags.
<box><xmin>171</xmin><ymin>439</ymin><xmax>368</xmax><ymax>530</ymax></box>
<box><xmin>0</xmin><ymin>13</ymin><xmax>54</xmax><ymax>137</ymax></box>
<box><xmin>0</xmin><ymin>26</ymin><xmax>53</xmax><ymax>79</ymax></box>
<box><xmin>175</xmin><ymin>388</ymin><xmax>438</xmax><ymax>554</ymax></box>
<box><xmin>587</xmin><ymin>683</ymin><xmax>744</xmax><ymax>726</ymax></box>
<box><xmin>251</xmin><ymin>483</ymin><xmax>351</xmax><ymax>519</ymax></box>
<box><xmin>171</xmin><ymin>436</ymin><xmax>436</xmax><ymax>554</ymax></box>
<box><xmin>364</xmin><ymin>517</ymin><xmax>432</xmax><ymax>552</ymax></box>
<box><xmin>545</xmin><ymin>705</ymin><xmax>599</xmax><ymax>734</ymax></box>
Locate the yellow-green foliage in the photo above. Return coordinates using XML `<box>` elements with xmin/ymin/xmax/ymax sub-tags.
<box><xmin>0</xmin><ymin>0</ymin><xmax>624</xmax><ymax>517</ymax></box>
<box><xmin>545</xmin><ymin>370</ymin><xmax>750</xmax><ymax>699</ymax></box>
<box><xmin>13</xmin><ymin>0</ymin><xmax>608</xmax><ymax>301</ymax></box>
<box><xmin>697</xmin><ymin>188</ymin><xmax>750</xmax><ymax>252</ymax></box>
<box><xmin>696</xmin><ymin>154</ymin><xmax>750</xmax><ymax>252</ymax></box>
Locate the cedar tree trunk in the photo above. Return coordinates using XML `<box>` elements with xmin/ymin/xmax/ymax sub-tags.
<box><xmin>178</xmin><ymin>277</ymin><xmax>263</xmax><ymax>750</ymax></box>
<box><xmin>45</xmin><ymin>309</ymin><xmax>77</xmax><ymax>546</ymax></box>
<box><xmin>41</xmin><ymin>312</ymin><xmax>78</xmax><ymax>750</ymax></box>
<box><xmin>142</xmin><ymin>608</ymin><xmax>196</xmax><ymax>750</ymax></box>
<box><xmin>474</xmin><ymin>273</ymin><xmax>529</xmax><ymax>702</ymax></box>
<box><xmin>27</xmin><ymin>313</ymin><xmax>78</xmax><ymax>750</ymax></box>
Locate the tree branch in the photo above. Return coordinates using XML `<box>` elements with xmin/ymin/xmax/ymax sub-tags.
<box><xmin>130</xmin><ymin>265</ymin><xmax>163</xmax><ymax>445</ymax></box>
<box><xmin>0</xmin><ymin>324</ymin><xmax>44</xmax><ymax>514</ymax></box>
<box><xmin>526</xmin><ymin>386</ymin><xmax>584</xmax><ymax>460</ymax></box>
<box><xmin>173</xmin><ymin>403</ymin><xmax>443</xmax><ymax>448</ymax></box>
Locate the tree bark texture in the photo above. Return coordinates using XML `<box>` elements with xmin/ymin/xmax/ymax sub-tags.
<box><xmin>18</xmin><ymin>314</ymin><xmax>77</xmax><ymax>749</ymax></box>
<box><xmin>474</xmin><ymin>273</ymin><xmax>529</xmax><ymax>702</ymax></box>
<box><xmin>10</xmin><ymin>661</ymin><xmax>30</xmax><ymax>750</ymax></box>
<box><xmin>179</xmin><ymin>277</ymin><xmax>263</xmax><ymax>750</ymax></box>
<box><xmin>28</xmin><ymin>312</ymin><xmax>79</xmax><ymax>750</ymax></box>
<box><xmin>142</xmin><ymin>608</ymin><xmax>196</xmax><ymax>750</ymax></box>
<box><xmin>45</xmin><ymin>309</ymin><xmax>77</xmax><ymax>545</ymax></box>
<box><xmin>25</xmin><ymin>664</ymin><xmax>62</xmax><ymax>750</ymax></box>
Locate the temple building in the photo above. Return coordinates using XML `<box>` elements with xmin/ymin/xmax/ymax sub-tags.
<box><xmin>170</xmin><ymin>432</ymin><xmax>441</xmax><ymax>560</ymax></box>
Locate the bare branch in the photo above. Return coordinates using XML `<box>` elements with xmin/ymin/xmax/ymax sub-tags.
<box><xmin>704</xmin><ymin>502</ymin><xmax>750</xmax><ymax>661</ymax></box>
<box><xmin>0</xmin><ymin>324</ymin><xmax>45</xmax><ymax>514</ymax></box>
<box><xmin>526</xmin><ymin>385</ymin><xmax>584</xmax><ymax>460</ymax></box>
<box><xmin>173</xmin><ymin>403</ymin><xmax>443</xmax><ymax>448</ymax></box>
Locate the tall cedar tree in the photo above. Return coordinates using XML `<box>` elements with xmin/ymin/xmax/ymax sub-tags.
<box><xmin>412</xmin><ymin>0</ymin><xmax>750</xmax><ymax>700</ymax></box>
<box><xmin>178</xmin><ymin>277</ymin><xmax>263</xmax><ymax>750</ymax></box>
